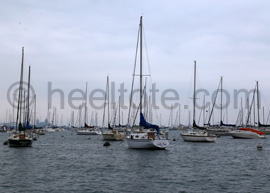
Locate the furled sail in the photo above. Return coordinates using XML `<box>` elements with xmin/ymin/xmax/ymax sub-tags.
<box><xmin>193</xmin><ymin>120</ymin><xmax>207</xmax><ymax>130</ymax></box>
<box><xmin>220</xmin><ymin>121</ymin><xmax>236</xmax><ymax>127</ymax></box>
<box><xmin>108</xmin><ymin>124</ymin><xmax>113</xmax><ymax>130</ymax></box>
<box><xmin>140</xmin><ymin>113</ymin><xmax>160</xmax><ymax>134</ymax></box>
<box><xmin>84</xmin><ymin>123</ymin><xmax>95</xmax><ymax>128</ymax></box>
<box><xmin>258</xmin><ymin>121</ymin><xmax>270</xmax><ymax>127</ymax></box>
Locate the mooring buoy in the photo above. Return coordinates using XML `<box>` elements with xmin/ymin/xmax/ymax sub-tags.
<box><xmin>257</xmin><ymin>143</ymin><xmax>263</xmax><ymax>150</ymax></box>
<box><xmin>103</xmin><ymin>142</ymin><xmax>110</xmax><ymax>146</ymax></box>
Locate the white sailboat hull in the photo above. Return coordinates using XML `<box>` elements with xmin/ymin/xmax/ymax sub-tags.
<box><xmin>76</xmin><ymin>126</ymin><xmax>101</xmax><ymax>135</ymax></box>
<box><xmin>45</xmin><ymin>128</ymin><xmax>55</xmax><ymax>133</ymax></box>
<box><xmin>181</xmin><ymin>131</ymin><xmax>217</xmax><ymax>142</ymax></box>
<box><xmin>77</xmin><ymin>130</ymin><xmax>100</xmax><ymax>135</ymax></box>
<box><xmin>181</xmin><ymin>134</ymin><xmax>216</xmax><ymax>142</ymax></box>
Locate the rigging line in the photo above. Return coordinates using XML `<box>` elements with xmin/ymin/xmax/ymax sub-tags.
<box><xmin>132</xmin><ymin>81</ymin><xmax>147</xmax><ymax>127</ymax></box>
<box><xmin>142</xmin><ymin>25</ymin><xmax>153</xmax><ymax>84</ymax></box>
<box><xmin>266</xmin><ymin>108</ymin><xmax>270</xmax><ymax>124</ymax></box>
<box><xmin>242</xmin><ymin>98</ymin><xmax>248</xmax><ymax>123</ymax></box>
<box><xmin>142</xmin><ymin>25</ymin><xmax>161</xmax><ymax>124</ymax></box>
<box><xmin>258</xmin><ymin>84</ymin><xmax>269</xmax><ymax>119</ymax></box>
<box><xmin>128</xmin><ymin>27</ymin><xmax>140</xmax><ymax>126</ymax></box>
<box><xmin>129</xmin><ymin>81</ymin><xmax>140</xmax><ymax>126</ymax></box>
<box><xmin>112</xmin><ymin>99</ymin><xmax>119</xmax><ymax>126</ymax></box>
<box><xmin>143</xmin><ymin>77</ymin><xmax>148</xmax><ymax>115</ymax></box>
<box><xmin>102</xmin><ymin>77</ymin><xmax>108</xmax><ymax>128</ymax></box>
<box><xmin>198</xmin><ymin>97</ymin><xmax>204</xmax><ymax>125</ymax></box>
<box><xmin>246</xmin><ymin>83</ymin><xmax>257</xmax><ymax>126</ymax></box>
<box><xmin>207</xmin><ymin>79</ymin><xmax>221</xmax><ymax>125</ymax></box>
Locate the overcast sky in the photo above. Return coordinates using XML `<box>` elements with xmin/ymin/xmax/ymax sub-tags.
<box><xmin>1</xmin><ymin>0</ymin><xmax>270</xmax><ymax>126</ymax></box>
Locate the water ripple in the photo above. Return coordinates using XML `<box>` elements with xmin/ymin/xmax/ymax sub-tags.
<box><xmin>1</xmin><ymin>131</ymin><xmax>270</xmax><ymax>192</ymax></box>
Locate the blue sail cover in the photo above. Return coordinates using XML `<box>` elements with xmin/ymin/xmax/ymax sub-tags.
<box><xmin>139</xmin><ymin>113</ymin><xmax>160</xmax><ymax>134</ymax></box>
<box><xmin>26</xmin><ymin>121</ymin><xmax>32</xmax><ymax>129</ymax></box>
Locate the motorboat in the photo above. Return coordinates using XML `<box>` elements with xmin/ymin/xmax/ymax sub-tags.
<box><xmin>229</xmin><ymin>128</ymin><xmax>266</xmax><ymax>139</ymax></box>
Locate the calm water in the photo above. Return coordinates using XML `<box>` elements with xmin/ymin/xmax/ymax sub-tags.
<box><xmin>0</xmin><ymin>130</ymin><xmax>270</xmax><ymax>193</ymax></box>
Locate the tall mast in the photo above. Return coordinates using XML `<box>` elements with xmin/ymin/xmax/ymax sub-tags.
<box><xmin>240</xmin><ymin>97</ymin><xmax>243</xmax><ymax>126</ymax></box>
<box><xmin>23</xmin><ymin>91</ymin><xmax>26</xmax><ymax>125</ymax></box>
<box><xmin>140</xmin><ymin>16</ymin><xmax>143</xmax><ymax>115</ymax></box>
<box><xmin>203</xmin><ymin>95</ymin><xmax>205</xmax><ymax>125</ymax></box>
<box><xmin>193</xmin><ymin>60</ymin><xmax>196</xmax><ymax>125</ymax></box>
<box><xmin>256</xmin><ymin>81</ymin><xmax>260</xmax><ymax>126</ymax></box>
<box><xmin>246</xmin><ymin>84</ymin><xmax>256</xmax><ymax>126</ymax></box>
<box><xmin>118</xmin><ymin>96</ymin><xmax>121</xmax><ymax>126</ymax></box>
<box><xmin>78</xmin><ymin>105</ymin><xmax>81</xmax><ymax>127</ymax></box>
<box><xmin>148</xmin><ymin>96</ymin><xmax>151</xmax><ymax>122</ymax></box>
<box><xmin>34</xmin><ymin>95</ymin><xmax>36</xmax><ymax>128</ymax></box>
<box><xmin>220</xmin><ymin>76</ymin><xmax>223</xmax><ymax>124</ymax></box>
<box><xmin>107</xmin><ymin>76</ymin><xmax>110</xmax><ymax>125</ymax></box>
<box><xmin>263</xmin><ymin>106</ymin><xmax>265</xmax><ymax>124</ymax></box>
<box><xmin>84</xmin><ymin>82</ymin><xmax>88</xmax><ymax>125</ymax></box>
<box><xmin>47</xmin><ymin>103</ymin><xmax>50</xmax><ymax>126</ymax></box>
<box><xmin>72</xmin><ymin>111</ymin><xmax>74</xmax><ymax>127</ymax></box>
<box><xmin>246</xmin><ymin>98</ymin><xmax>249</xmax><ymax>125</ymax></box>
<box><xmin>13</xmin><ymin>94</ymin><xmax>15</xmax><ymax>128</ymax></box>
<box><xmin>253</xmin><ymin>95</ymin><xmax>256</xmax><ymax>127</ymax></box>
<box><xmin>102</xmin><ymin>77</ymin><xmax>108</xmax><ymax>128</ymax></box>
<box><xmin>18</xmin><ymin>47</ymin><xmax>24</xmax><ymax>129</ymax></box>
<box><xmin>95</xmin><ymin>111</ymin><xmax>98</xmax><ymax>126</ymax></box>
<box><xmin>51</xmin><ymin>106</ymin><xmax>54</xmax><ymax>125</ymax></box>
<box><xmin>27</xmin><ymin>66</ymin><xmax>31</xmax><ymax>123</ymax></box>
<box><xmin>179</xmin><ymin>104</ymin><xmax>181</xmax><ymax>126</ymax></box>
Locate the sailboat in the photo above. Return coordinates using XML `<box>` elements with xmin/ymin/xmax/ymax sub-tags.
<box><xmin>256</xmin><ymin>81</ymin><xmax>270</xmax><ymax>134</ymax></box>
<box><xmin>45</xmin><ymin>107</ymin><xmax>56</xmax><ymax>133</ymax></box>
<box><xmin>207</xmin><ymin>77</ymin><xmax>235</xmax><ymax>136</ymax></box>
<box><xmin>180</xmin><ymin>61</ymin><xmax>217</xmax><ymax>142</ymax></box>
<box><xmin>77</xmin><ymin>83</ymin><xmax>101</xmax><ymax>135</ymax></box>
<box><xmin>229</xmin><ymin>81</ymin><xmax>266</xmax><ymax>139</ymax></box>
<box><xmin>125</xmin><ymin>16</ymin><xmax>169</xmax><ymax>149</ymax></box>
<box><xmin>229</xmin><ymin>128</ymin><xmax>266</xmax><ymax>139</ymax></box>
<box><xmin>32</xmin><ymin>94</ymin><xmax>38</xmax><ymax>140</ymax></box>
<box><xmin>102</xmin><ymin>76</ymin><xmax>125</xmax><ymax>141</ymax></box>
<box><xmin>8</xmin><ymin>47</ymin><xmax>33</xmax><ymax>147</ymax></box>
<box><xmin>77</xmin><ymin>123</ymin><xmax>101</xmax><ymax>135</ymax></box>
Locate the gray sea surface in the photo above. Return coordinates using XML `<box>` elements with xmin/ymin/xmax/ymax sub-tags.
<box><xmin>0</xmin><ymin>130</ymin><xmax>270</xmax><ymax>193</ymax></box>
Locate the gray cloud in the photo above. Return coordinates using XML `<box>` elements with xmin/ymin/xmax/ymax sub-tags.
<box><xmin>1</xmin><ymin>0</ymin><xmax>270</xmax><ymax>126</ymax></box>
